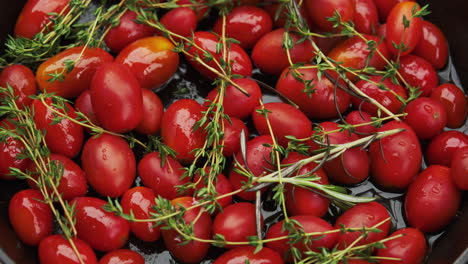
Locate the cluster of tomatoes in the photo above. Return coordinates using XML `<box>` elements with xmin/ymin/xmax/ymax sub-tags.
<box><xmin>1</xmin><ymin>0</ymin><xmax>468</xmax><ymax>263</ymax></box>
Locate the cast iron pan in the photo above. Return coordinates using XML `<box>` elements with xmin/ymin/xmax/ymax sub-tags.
<box><xmin>0</xmin><ymin>1</ymin><xmax>467</xmax><ymax>263</ymax></box>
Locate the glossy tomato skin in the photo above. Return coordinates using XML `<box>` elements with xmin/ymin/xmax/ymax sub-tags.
<box><xmin>385</xmin><ymin>1</ymin><xmax>422</xmax><ymax>56</ymax></box>
<box><xmin>213</xmin><ymin>202</ymin><xmax>262</xmax><ymax>248</ymax></box>
<box><xmin>405</xmin><ymin>165</ymin><xmax>461</xmax><ymax>233</ymax></box>
<box><xmin>282</xmin><ymin>152</ymin><xmax>330</xmax><ymax>217</ymax></box>
<box><xmin>75</xmin><ymin>90</ymin><xmax>100</xmax><ymax>130</ymax></box>
<box><xmin>115</xmin><ymin>36</ymin><xmax>179</xmax><ymax>90</ymax></box>
<box><xmin>121</xmin><ymin>187</ymin><xmax>160</xmax><ymax>242</ymax></box>
<box><xmin>0</xmin><ymin>120</ymin><xmax>30</xmax><ymax>180</ymax></box>
<box><xmin>425</xmin><ymin>131</ymin><xmax>468</xmax><ymax>166</ymax></box>
<box><xmin>14</xmin><ymin>0</ymin><xmax>70</xmax><ymax>39</ymax></box>
<box><xmin>305</xmin><ymin>0</ymin><xmax>355</xmax><ymax>32</ymax></box>
<box><xmin>0</xmin><ymin>64</ymin><xmax>37</xmax><ymax>109</ymax></box>
<box><xmin>162</xmin><ymin>197</ymin><xmax>212</xmax><ymax>264</ymax></box>
<box><xmin>90</xmin><ymin>62</ymin><xmax>143</xmax><ymax>133</ymax></box>
<box><xmin>252</xmin><ymin>28</ymin><xmax>314</xmax><ymax>75</ymax></box>
<box><xmin>81</xmin><ymin>134</ymin><xmax>136</xmax><ymax>198</ymax></box>
<box><xmin>221</xmin><ymin>117</ymin><xmax>249</xmax><ymax>157</ymax></box>
<box><xmin>399</xmin><ymin>55</ymin><xmax>438</xmax><ymax>97</ymax></box>
<box><xmin>213</xmin><ymin>246</ymin><xmax>284</xmax><ymax>264</ymax></box>
<box><xmin>451</xmin><ymin>147</ymin><xmax>468</xmax><ymax>190</ymax></box>
<box><xmin>413</xmin><ymin>20</ymin><xmax>449</xmax><ymax>69</ymax></box>
<box><xmin>334</xmin><ymin>202</ymin><xmax>391</xmax><ymax>249</ymax></box>
<box><xmin>193</xmin><ymin>168</ymin><xmax>233</xmax><ymax>208</ymax></box>
<box><xmin>252</xmin><ymin>102</ymin><xmax>312</xmax><ymax>147</ymax></box>
<box><xmin>36</xmin><ymin>47</ymin><xmax>113</xmax><ymax>99</ymax></box>
<box><xmin>404</xmin><ymin>97</ymin><xmax>447</xmax><ymax>140</ymax></box>
<box><xmin>9</xmin><ymin>189</ymin><xmax>53</xmax><ymax>246</ymax></box>
<box><xmin>160</xmin><ymin>7</ymin><xmax>198</xmax><ymax>39</ymax></box>
<box><xmin>369</xmin><ymin>121</ymin><xmax>422</xmax><ymax>189</ymax></box>
<box><xmin>374</xmin><ymin>0</ymin><xmax>409</xmax><ymax>22</ymax></box>
<box><xmin>104</xmin><ymin>10</ymin><xmax>157</xmax><ymax>53</ymax></box>
<box><xmin>161</xmin><ymin>99</ymin><xmax>207</xmax><ymax>163</ymax></box>
<box><xmin>39</xmin><ymin>235</ymin><xmax>98</xmax><ymax>264</ymax></box>
<box><xmin>205</xmin><ymin>78</ymin><xmax>262</xmax><ymax>120</ymax></box>
<box><xmin>276</xmin><ymin>66</ymin><xmax>350</xmax><ymax>119</ymax></box>
<box><xmin>430</xmin><ymin>83</ymin><xmax>468</xmax><ymax>128</ymax></box>
<box><xmin>186</xmin><ymin>31</ymin><xmax>252</xmax><ymax>79</ymax></box>
<box><xmin>135</xmin><ymin>89</ymin><xmax>164</xmax><ymax>135</ymax></box>
<box><xmin>354</xmin><ymin>0</ymin><xmax>379</xmax><ymax>34</ymax></box>
<box><xmin>213</xmin><ymin>6</ymin><xmax>273</xmax><ymax>49</ymax></box>
<box><xmin>32</xmin><ymin>98</ymin><xmax>84</xmax><ymax>158</ymax></box>
<box><xmin>98</xmin><ymin>249</ymin><xmax>145</xmax><ymax>264</ymax></box>
<box><xmin>345</xmin><ymin>110</ymin><xmax>377</xmax><ymax>137</ymax></box>
<box><xmin>376</xmin><ymin>228</ymin><xmax>427</xmax><ymax>264</ymax></box>
<box><xmin>138</xmin><ymin>152</ymin><xmax>192</xmax><ymax>200</ymax></box>
<box><xmin>73</xmin><ymin>197</ymin><xmax>130</xmax><ymax>252</ymax></box>
<box><xmin>176</xmin><ymin>0</ymin><xmax>208</xmax><ymax>20</ymax></box>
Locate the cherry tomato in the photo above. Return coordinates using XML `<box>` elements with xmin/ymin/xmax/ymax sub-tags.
<box><xmin>72</xmin><ymin>197</ymin><xmax>130</xmax><ymax>252</ymax></box>
<box><xmin>405</xmin><ymin>165</ymin><xmax>461</xmax><ymax>232</ymax></box>
<box><xmin>413</xmin><ymin>20</ymin><xmax>449</xmax><ymax>69</ymax></box>
<box><xmin>263</xmin><ymin>0</ymin><xmax>313</xmax><ymax>29</ymax></box>
<box><xmin>354</xmin><ymin>0</ymin><xmax>379</xmax><ymax>34</ymax></box>
<box><xmin>75</xmin><ymin>90</ymin><xmax>100</xmax><ymax>130</ymax></box>
<box><xmin>404</xmin><ymin>97</ymin><xmax>447</xmax><ymax>140</ymax></box>
<box><xmin>99</xmin><ymin>249</ymin><xmax>144</xmax><ymax>264</ymax></box>
<box><xmin>334</xmin><ymin>201</ymin><xmax>391</xmax><ymax>249</ymax></box>
<box><xmin>304</xmin><ymin>0</ymin><xmax>355</xmax><ymax>32</ymax></box>
<box><xmin>345</xmin><ymin>110</ymin><xmax>377</xmax><ymax>137</ymax></box>
<box><xmin>104</xmin><ymin>10</ymin><xmax>157</xmax><ymax>53</ymax></box>
<box><xmin>451</xmin><ymin>147</ymin><xmax>468</xmax><ymax>190</ymax></box>
<box><xmin>213</xmin><ymin>246</ymin><xmax>284</xmax><ymax>264</ymax></box>
<box><xmin>176</xmin><ymin>0</ymin><xmax>208</xmax><ymax>20</ymax></box>
<box><xmin>276</xmin><ymin>66</ymin><xmax>350</xmax><ymax>119</ymax></box>
<box><xmin>425</xmin><ymin>131</ymin><xmax>468</xmax><ymax>166</ymax></box>
<box><xmin>160</xmin><ymin>7</ymin><xmax>198</xmax><ymax>39</ymax></box>
<box><xmin>430</xmin><ymin>83</ymin><xmax>468</xmax><ymax>128</ymax></box>
<box><xmin>0</xmin><ymin>119</ymin><xmax>30</xmax><ymax>180</ymax></box>
<box><xmin>39</xmin><ymin>235</ymin><xmax>98</xmax><ymax>264</ymax></box>
<box><xmin>252</xmin><ymin>102</ymin><xmax>312</xmax><ymax>147</ymax></box>
<box><xmin>90</xmin><ymin>62</ymin><xmax>143</xmax><ymax>133</ymax></box>
<box><xmin>161</xmin><ymin>99</ymin><xmax>207</xmax><ymax>163</ymax></box>
<box><xmin>121</xmin><ymin>187</ymin><xmax>160</xmax><ymax>242</ymax></box>
<box><xmin>213</xmin><ymin>6</ymin><xmax>273</xmax><ymax>49</ymax></box>
<box><xmin>135</xmin><ymin>89</ymin><xmax>164</xmax><ymax>135</ymax></box>
<box><xmin>138</xmin><ymin>152</ymin><xmax>193</xmax><ymax>200</ymax></box>
<box><xmin>385</xmin><ymin>1</ymin><xmax>422</xmax><ymax>56</ymax></box>
<box><xmin>374</xmin><ymin>0</ymin><xmax>409</xmax><ymax>22</ymax></box>
<box><xmin>252</xmin><ymin>28</ymin><xmax>314</xmax><ymax>75</ymax></box>
<box><xmin>9</xmin><ymin>189</ymin><xmax>53</xmax><ymax>246</ymax></box>
<box><xmin>376</xmin><ymin>228</ymin><xmax>427</xmax><ymax>264</ymax></box>
<box><xmin>162</xmin><ymin>197</ymin><xmax>212</xmax><ymax>264</ymax></box>
<box><xmin>115</xmin><ymin>36</ymin><xmax>179</xmax><ymax>90</ymax></box>
<box><xmin>282</xmin><ymin>152</ymin><xmax>330</xmax><ymax>217</ymax></box>
<box><xmin>36</xmin><ymin>47</ymin><xmax>113</xmax><ymax>99</ymax></box>
<box><xmin>0</xmin><ymin>64</ymin><xmax>37</xmax><ymax>109</ymax></box>
<box><xmin>220</xmin><ymin>116</ymin><xmax>249</xmax><ymax>157</ymax></box>
<box><xmin>369</xmin><ymin>121</ymin><xmax>422</xmax><ymax>189</ymax></box>
<box><xmin>81</xmin><ymin>134</ymin><xmax>136</xmax><ymax>198</ymax></box>
<box><xmin>14</xmin><ymin>0</ymin><xmax>70</xmax><ymax>39</ymax></box>
<box><xmin>399</xmin><ymin>55</ymin><xmax>438</xmax><ymax>97</ymax></box>
<box><xmin>193</xmin><ymin>168</ymin><xmax>233</xmax><ymax>208</ymax></box>
<box><xmin>32</xmin><ymin>97</ymin><xmax>84</xmax><ymax>158</ymax></box>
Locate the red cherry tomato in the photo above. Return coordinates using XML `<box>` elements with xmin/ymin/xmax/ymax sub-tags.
<box><xmin>376</xmin><ymin>228</ymin><xmax>427</xmax><ymax>264</ymax></box>
<box><xmin>115</xmin><ymin>36</ymin><xmax>179</xmax><ymax>90</ymax></box>
<box><xmin>369</xmin><ymin>121</ymin><xmax>422</xmax><ymax>189</ymax></box>
<box><xmin>354</xmin><ymin>0</ymin><xmax>379</xmax><ymax>34</ymax></box>
<box><xmin>405</xmin><ymin>165</ymin><xmax>461</xmax><ymax>232</ymax></box>
<box><xmin>413</xmin><ymin>20</ymin><xmax>449</xmax><ymax>69</ymax></box>
<box><xmin>176</xmin><ymin>0</ymin><xmax>208</xmax><ymax>21</ymax></box>
<box><xmin>282</xmin><ymin>152</ymin><xmax>330</xmax><ymax>217</ymax></box>
<box><xmin>99</xmin><ymin>249</ymin><xmax>145</xmax><ymax>264</ymax></box>
<box><xmin>385</xmin><ymin>1</ymin><xmax>422</xmax><ymax>56</ymax></box>
<box><xmin>161</xmin><ymin>99</ymin><xmax>207</xmax><ymax>163</ymax></box>
<box><xmin>138</xmin><ymin>152</ymin><xmax>192</xmax><ymax>200</ymax></box>
<box><xmin>135</xmin><ymin>89</ymin><xmax>164</xmax><ymax>135</ymax></box>
<box><xmin>430</xmin><ymin>83</ymin><xmax>468</xmax><ymax>128</ymax></box>
<box><xmin>213</xmin><ymin>202</ymin><xmax>262</xmax><ymax>248</ymax></box>
<box><xmin>0</xmin><ymin>64</ymin><xmax>37</xmax><ymax>109</ymax></box>
<box><xmin>334</xmin><ymin>201</ymin><xmax>391</xmax><ymax>249</ymax></box>
<box><xmin>121</xmin><ymin>187</ymin><xmax>160</xmax><ymax>242</ymax></box>
<box><xmin>213</xmin><ymin>246</ymin><xmax>284</xmax><ymax>264</ymax></box>
<box><xmin>36</xmin><ymin>47</ymin><xmax>113</xmax><ymax>99</ymax></box>
<box><xmin>9</xmin><ymin>189</ymin><xmax>53</xmax><ymax>246</ymax></box>
<box><xmin>32</xmin><ymin>97</ymin><xmax>84</xmax><ymax>158</ymax></box>
<box><xmin>425</xmin><ymin>131</ymin><xmax>468</xmax><ymax>166</ymax></box>
<box><xmin>75</xmin><ymin>90</ymin><xmax>100</xmax><ymax>130</ymax></box>
<box><xmin>90</xmin><ymin>62</ymin><xmax>143</xmax><ymax>133</ymax></box>
<box><xmin>451</xmin><ymin>147</ymin><xmax>468</xmax><ymax>190</ymax></box>
<box><xmin>252</xmin><ymin>102</ymin><xmax>312</xmax><ymax>147</ymax></box>
<box><xmin>81</xmin><ymin>134</ymin><xmax>136</xmax><ymax>198</ymax></box>
<box><xmin>72</xmin><ymin>197</ymin><xmax>130</xmax><ymax>252</ymax></box>
<box><xmin>213</xmin><ymin>6</ymin><xmax>273</xmax><ymax>49</ymax></box>
<box><xmin>276</xmin><ymin>66</ymin><xmax>350</xmax><ymax>119</ymax></box>
<box><xmin>160</xmin><ymin>7</ymin><xmax>198</xmax><ymax>39</ymax></box>
<box><xmin>220</xmin><ymin>116</ymin><xmax>249</xmax><ymax>157</ymax></box>
<box><xmin>404</xmin><ymin>97</ymin><xmax>447</xmax><ymax>140</ymax></box>
<box><xmin>304</xmin><ymin>0</ymin><xmax>355</xmax><ymax>32</ymax></box>
<box><xmin>162</xmin><ymin>197</ymin><xmax>212</xmax><ymax>264</ymax></box>
<box><xmin>14</xmin><ymin>0</ymin><xmax>70</xmax><ymax>39</ymax></box>
<box><xmin>399</xmin><ymin>55</ymin><xmax>438</xmax><ymax>97</ymax></box>
<box><xmin>104</xmin><ymin>10</ymin><xmax>157</xmax><ymax>53</ymax></box>
<box><xmin>252</xmin><ymin>28</ymin><xmax>313</xmax><ymax>75</ymax></box>
<box><xmin>373</xmin><ymin>0</ymin><xmax>409</xmax><ymax>22</ymax></box>
<box><xmin>0</xmin><ymin>120</ymin><xmax>30</xmax><ymax>180</ymax></box>
<box><xmin>193</xmin><ymin>168</ymin><xmax>233</xmax><ymax>208</ymax></box>
<box><xmin>39</xmin><ymin>235</ymin><xmax>98</xmax><ymax>264</ymax></box>
<box><xmin>345</xmin><ymin>110</ymin><xmax>377</xmax><ymax>137</ymax></box>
